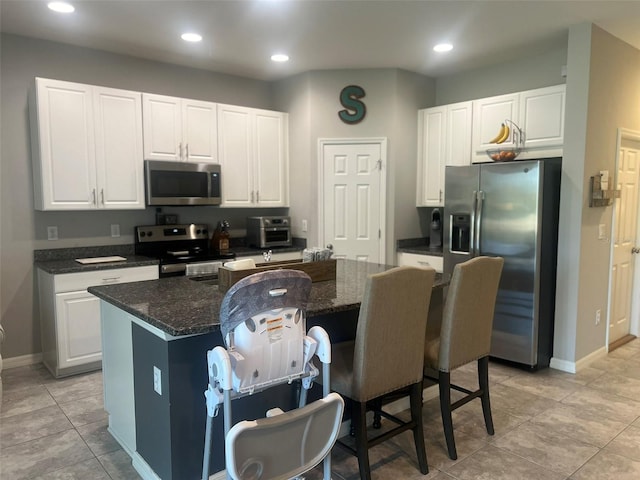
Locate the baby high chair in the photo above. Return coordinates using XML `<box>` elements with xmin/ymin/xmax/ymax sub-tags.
<box><xmin>202</xmin><ymin>270</ymin><xmax>343</xmax><ymax>480</ymax></box>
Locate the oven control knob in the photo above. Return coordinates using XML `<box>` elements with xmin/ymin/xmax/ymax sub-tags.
<box><xmin>140</xmin><ymin>231</ymin><xmax>146</xmax><ymax>237</ymax></box>
<box><xmin>196</xmin><ymin>229</ymin><xmax>201</xmax><ymax>234</ymax></box>
<box><xmin>147</xmin><ymin>231</ymin><xmax>153</xmax><ymax>237</ymax></box>
<box><xmin>203</xmin><ymin>229</ymin><xmax>208</xmax><ymax>236</ymax></box>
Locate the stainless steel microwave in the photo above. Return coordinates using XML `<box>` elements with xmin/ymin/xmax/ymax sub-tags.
<box><xmin>144</xmin><ymin>160</ymin><xmax>221</xmax><ymax>206</ymax></box>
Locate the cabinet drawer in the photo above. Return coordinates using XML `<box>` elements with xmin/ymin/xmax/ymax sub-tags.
<box><xmin>54</xmin><ymin>265</ymin><xmax>158</xmax><ymax>292</ymax></box>
<box><xmin>397</xmin><ymin>252</ymin><xmax>443</xmax><ymax>273</ymax></box>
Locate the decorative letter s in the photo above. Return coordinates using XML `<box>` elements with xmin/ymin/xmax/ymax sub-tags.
<box><xmin>338</xmin><ymin>85</ymin><xmax>366</xmax><ymax>124</ymax></box>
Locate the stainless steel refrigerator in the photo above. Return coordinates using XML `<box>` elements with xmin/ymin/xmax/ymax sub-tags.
<box><xmin>443</xmin><ymin>158</ymin><xmax>562</xmax><ymax>368</ymax></box>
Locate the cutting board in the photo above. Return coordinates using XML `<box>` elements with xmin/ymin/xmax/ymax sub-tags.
<box><xmin>75</xmin><ymin>256</ymin><xmax>126</xmax><ymax>264</ymax></box>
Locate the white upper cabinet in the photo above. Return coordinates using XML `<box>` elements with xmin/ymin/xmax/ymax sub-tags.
<box><xmin>94</xmin><ymin>87</ymin><xmax>145</xmax><ymax>209</ymax></box>
<box><xmin>519</xmin><ymin>84</ymin><xmax>565</xmax><ymax>155</ymax></box>
<box><xmin>471</xmin><ymin>85</ymin><xmax>565</xmax><ymax>162</ymax></box>
<box><xmin>472</xmin><ymin>93</ymin><xmax>519</xmax><ymax>162</ymax></box>
<box><xmin>218</xmin><ymin>104</ymin><xmax>288</xmax><ymax>207</ymax></box>
<box><xmin>417</xmin><ymin>101</ymin><xmax>472</xmax><ymax>207</ymax></box>
<box><xmin>30</xmin><ymin>78</ymin><xmax>144</xmax><ymax>210</ymax></box>
<box><xmin>142</xmin><ymin>93</ymin><xmax>217</xmax><ymax>163</ymax></box>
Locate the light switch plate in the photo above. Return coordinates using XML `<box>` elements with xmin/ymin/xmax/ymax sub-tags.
<box><xmin>598</xmin><ymin>224</ymin><xmax>606</xmax><ymax>240</ymax></box>
<box><xmin>111</xmin><ymin>224</ymin><xmax>120</xmax><ymax>238</ymax></box>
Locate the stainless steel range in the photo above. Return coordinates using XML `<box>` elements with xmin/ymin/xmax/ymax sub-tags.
<box><xmin>135</xmin><ymin>224</ymin><xmax>235</xmax><ymax>278</ymax></box>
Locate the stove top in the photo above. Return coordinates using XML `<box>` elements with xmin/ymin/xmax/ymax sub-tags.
<box><xmin>135</xmin><ymin>223</ymin><xmax>235</xmax><ymax>266</ymax></box>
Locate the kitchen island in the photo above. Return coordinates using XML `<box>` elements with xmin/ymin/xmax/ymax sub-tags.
<box><xmin>89</xmin><ymin>259</ymin><xmax>447</xmax><ymax>480</ymax></box>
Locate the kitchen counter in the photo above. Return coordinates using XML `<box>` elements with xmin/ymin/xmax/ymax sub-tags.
<box><xmin>34</xmin><ymin>244</ymin><xmax>303</xmax><ymax>275</ymax></box>
<box><xmin>92</xmin><ymin>259</ymin><xmax>447</xmax><ymax>480</ymax></box>
<box><xmin>34</xmin><ymin>245</ymin><xmax>158</xmax><ymax>274</ymax></box>
<box><xmin>35</xmin><ymin>255</ymin><xmax>158</xmax><ymax>274</ymax></box>
<box><xmin>232</xmin><ymin>245</ymin><xmax>304</xmax><ymax>257</ymax></box>
<box><xmin>396</xmin><ymin>237</ymin><xmax>443</xmax><ymax>256</ymax></box>
<box><xmin>88</xmin><ymin>259</ymin><xmax>448</xmax><ymax>337</ymax></box>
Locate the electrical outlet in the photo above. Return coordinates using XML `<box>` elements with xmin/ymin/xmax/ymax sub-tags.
<box><xmin>595</xmin><ymin>309</ymin><xmax>601</xmax><ymax>326</ymax></box>
<box><xmin>598</xmin><ymin>224</ymin><xmax>606</xmax><ymax>240</ymax></box>
<box><xmin>302</xmin><ymin>219</ymin><xmax>308</xmax><ymax>232</ymax></box>
<box><xmin>110</xmin><ymin>224</ymin><xmax>120</xmax><ymax>238</ymax></box>
<box><xmin>153</xmin><ymin>366</ymin><xmax>162</xmax><ymax>395</ymax></box>
<box><xmin>47</xmin><ymin>226</ymin><xmax>58</xmax><ymax>241</ymax></box>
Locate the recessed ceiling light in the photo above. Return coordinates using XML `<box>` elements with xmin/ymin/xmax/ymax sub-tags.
<box><xmin>271</xmin><ymin>54</ymin><xmax>289</xmax><ymax>63</ymax></box>
<box><xmin>433</xmin><ymin>43</ymin><xmax>453</xmax><ymax>53</ymax></box>
<box><xmin>181</xmin><ymin>33</ymin><xmax>203</xmax><ymax>43</ymax></box>
<box><xmin>48</xmin><ymin>2</ymin><xmax>75</xmax><ymax>13</ymax></box>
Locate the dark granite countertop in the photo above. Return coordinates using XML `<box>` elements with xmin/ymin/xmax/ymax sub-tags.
<box><xmin>88</xmin><ymin>259</ymin><xmax>448</xmax><ymax>337</ymax></box>
<box><xmin>232</xmin><ymin>245</ymin><xmax>304</xmax><ymax>257</ymax></box>
<box><xmin>34</xmin><ymin>245</ymin><xmax>158</xmax><ymax>274</ymax></box>
<box><xmin>35</xmin><ymin>255</ymin><xmax>159</xmax><ymax>274</ymax></box>
<box><xmin>396</xmin><ymin>237</ymin><xmax>443</xmax><ymax>256</ymax></box>
<box><xmin>33</xmin><ymin>244</ymin><xmax>303</xmax><ymax>275</ymax></box>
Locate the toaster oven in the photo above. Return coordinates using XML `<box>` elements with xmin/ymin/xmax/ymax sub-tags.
<box><xmin>246</xmin><ymin>216</ymin><xmax>292</xmax><ymax>248</ymax></box>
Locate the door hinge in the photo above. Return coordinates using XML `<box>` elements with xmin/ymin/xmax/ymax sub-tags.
<box><xmin>377</xmin><ymin>159</ymin><xmax>382</xmax><ymax>171</ymax></box>
<box><xmin>378</xmin><ymin>229</ymin><xmax>381</xmax><ymax>239</ymax></box>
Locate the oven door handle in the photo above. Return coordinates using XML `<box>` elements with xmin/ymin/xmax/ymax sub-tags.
<box><xmin>161</xmin><ymin>263</ymin><xmax>187</xmax><ymax>275</ymax></box>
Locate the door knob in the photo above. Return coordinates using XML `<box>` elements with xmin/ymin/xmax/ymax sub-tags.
<box><xmin>632</xmin><ymin>247</ymin><xmax>640</xmax><ymax>254</ymax></box>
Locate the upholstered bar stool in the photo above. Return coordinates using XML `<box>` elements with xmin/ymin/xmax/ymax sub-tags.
<box><xmin>423</xmin><ymin>256</ymin><xmax>504</xmax><ymax>460</ymax></box>
<box><xmin>329</xmin><ymin>266</ymin><xmax>436</xmax><ymax>480</ymax></box>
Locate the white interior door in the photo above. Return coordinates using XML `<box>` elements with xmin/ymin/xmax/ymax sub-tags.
<box><xmin>610</xmin><ymin>139</ymin><xmax>640</xmax><ymax>344</ymax></box>
<box><xmin>320</xmin><ymin>139</ymin><xmax>386</xmax><ymax>263</ymax></box>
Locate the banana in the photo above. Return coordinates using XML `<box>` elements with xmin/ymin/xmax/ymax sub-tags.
<box><xmin>488</xmin><ymin>123</ymin><xmax>506</xmax><ymax>144</ymax></box>
<box><xmin>495</xmin><ymin>124</ymin><xmax>510</xmax><ymax>144</ymax></box>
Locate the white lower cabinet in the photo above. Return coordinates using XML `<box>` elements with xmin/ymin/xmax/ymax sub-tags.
<box><xmin>38</xmin><ymin>265</ymin><xmax>158</xmax><ymax>377</ymax></box>
<box><xmin>397</xmin><ymin>252</ymin><xmax>443</xmax><ymax>273</ymax></box>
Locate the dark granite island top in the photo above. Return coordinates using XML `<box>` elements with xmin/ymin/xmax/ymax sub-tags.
<box><xmin>91</xmin><ymin>259</ymin><xmax>448</xmax><ymax>480</ymax></box>
<box><xmin>89</xmin><ymin>259</ymin><xmax>448</xmax><ymax>337</ymax></box>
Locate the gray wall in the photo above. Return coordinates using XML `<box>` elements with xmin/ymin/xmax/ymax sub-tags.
<box><xmin>435</xmin><ymin>41</ymin><xmax>568</xmax><ymax>105</ymax></box>
<box><xmin>273</xmin><ymin>69</ymin><xmax>435</xmax><ymax>262</ymax></box>
<box><xmin>575</xmin><ymin>25</ymin><xmax>640</xmax><ymax>360</ymax></box>
<box><xmin>0</xmin><ymin>34</ymin><xmax>275</xmax><ymax>360</ymax></box>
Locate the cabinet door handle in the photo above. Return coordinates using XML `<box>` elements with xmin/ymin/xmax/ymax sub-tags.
<box><xmin>186</xmin><ymin>144</ymin><xmax>189</xmax><ymax>160</ymax></box>
<box><xmin>251</xmin><ymin>191</ymin><xmax>254</xmax><ymax>203</ymax></box>
<box><xmin>179</xmin><ymin>142</ymin><xmax>183</xmax><ymax>160</ymax></box>
<box><xmin>100</xmin><ymin>189</ymin><xmax>104</xmax><ymax>205</ymax></box>
<box><xmin>92</xmin><ymin>189</ymin><xmax>96</xmax><ymax>205</ymax></box>
<box><xmin>101</xmin><ymin>276</ymin><xmax>121</xmax><ymax>283</ymax></box>
<box><xmin>256</xmin><ymin>191</ymin><xmax>260</xmax><ymax>203</ymax></box>
<box><xmin>439</xmin><ymin>190</ymin><xmax>443</xmax><ymax>203</ymax></box>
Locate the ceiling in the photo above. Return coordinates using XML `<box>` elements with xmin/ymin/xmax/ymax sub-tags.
<box><xmin>2</xmin><ymin>0</ymin><xmax>640</xmax><ymax>81</ymax></box>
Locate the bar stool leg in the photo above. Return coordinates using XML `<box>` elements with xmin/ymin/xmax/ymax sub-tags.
<box><xmin>410</xmin><ymin>382</ymin><xmax>429</xmax><ymax>474</ymax></box>
<box><xmin>438</xmin><ymin>370</ymin><xmax>457</xmax><ymax>460</ymax></box>
<box><xmin>354</xmin><ymin>401</ymin><xmax>372</xmax><ymax>480</ymax></box>
<box><xmin>478</xmin><ymin>356</ymin><xmax>494</xmax><ymax>435</ymax></box>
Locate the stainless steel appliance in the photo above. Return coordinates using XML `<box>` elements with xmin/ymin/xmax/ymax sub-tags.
<box><xmin>444</xmin><ymin>158</ymin><xmax>561</xmax><ymax>368</ymax></box>
<box><xmin>145</xmin><ymin>160</ymin><xmax>221</xmax><ymax>206</ymax></box>
<box><xmin>135</xmin><ymin>224</ymin><xmax>235</xmax><ymax>278</ymax></box>
<box><xmin>246</xmin><ymin>216</ymin><xmax>292</xmax><ymax>248</ymax></box>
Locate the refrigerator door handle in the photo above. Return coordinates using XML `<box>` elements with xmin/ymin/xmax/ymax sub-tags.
<box><xmin>475</xmin><ymin>190</ymin><xmax>485</xmax><ymax>254</ymax></box>
<box><xmin>471</xmin><ymin>190</ymin><xmax>478</xmax><ymax>256</ymax></box>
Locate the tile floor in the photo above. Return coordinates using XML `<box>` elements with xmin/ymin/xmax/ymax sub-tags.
<box><xmin>1</xmin><ymin>339</ymin><xmax>640</xmax><ymax>479</ymax></box>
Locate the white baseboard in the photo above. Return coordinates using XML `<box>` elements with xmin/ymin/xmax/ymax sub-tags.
<box><xmin>131</xmin><ymin>453</ymin><xmax>162</xmax><ymax>480</ymax></box>
<box><xmin>550</xmin><ymin>346</ymin><xmax>608</xmax><ymax>373</ymax></box>
<box><xmin>2</xmin><ymin>353</ymin><xmax>43</xmax><ymax>369</ymax></box>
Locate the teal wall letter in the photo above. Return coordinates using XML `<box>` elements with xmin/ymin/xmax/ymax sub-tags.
<box><xmin>338</xmin><ymin>85</ymin><xmax>366</xmax><ymax>124</ymax></box>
